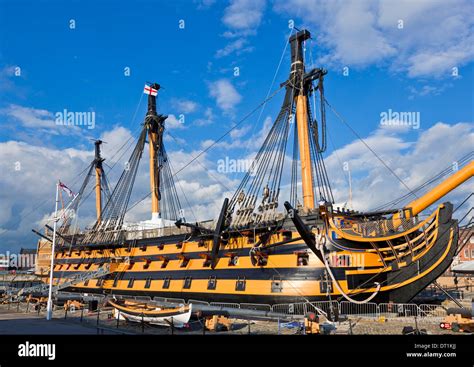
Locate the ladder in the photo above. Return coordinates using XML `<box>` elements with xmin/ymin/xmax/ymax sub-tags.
<box><xmin>15</xmin><ymin>264</ymin><xmax>112</xmax><ymax>297</ymax></box>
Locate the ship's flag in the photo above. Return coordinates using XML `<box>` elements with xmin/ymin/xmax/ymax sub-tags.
<box><xmin>59</xmin><ymin>181</ymin><xmax>75</xmax><ymax>197</ymax></box>
<box><xmin>144</xmin><ymin>83</ymin><xmax>158</xmax><ymax>96</ymax></box>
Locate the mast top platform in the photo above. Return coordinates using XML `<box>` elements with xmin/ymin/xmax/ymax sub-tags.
<box><xmin>289</xmin><ymin>29</ymin><xmax>311</xmax><ymax>43</ymax></box>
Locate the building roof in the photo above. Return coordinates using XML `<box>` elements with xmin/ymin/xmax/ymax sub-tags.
<box><xmin>452</xmin><ymin>260</ymin><xmax>474</xmax><ymax>274</ymax></box>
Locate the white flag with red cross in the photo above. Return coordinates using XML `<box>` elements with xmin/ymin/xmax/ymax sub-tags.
<box><xmin>143</xmin><ymin>83</ymin><xmax>158</xmax><ymax>96</ymax></box>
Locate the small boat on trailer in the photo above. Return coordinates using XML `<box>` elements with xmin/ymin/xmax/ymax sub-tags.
<box><xmin>108</xmin><ymin>298</ymin><xmax>192</xmax><ymax>327</ymax></box>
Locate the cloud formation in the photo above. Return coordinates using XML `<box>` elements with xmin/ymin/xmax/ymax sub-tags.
<box><xmin>216</xmin><ymin>0</ymin><xmax>266</xmax><ymax>57</ymax></box>
<box><xmin>274</xmin><ymin>0</ymin><xmax>474</xmax><ymax>77</ymax></box>
<box><xmin>209</xmin><ymin>79</ymin><xmax>242</xmax><ymax>113</ymax></box>
<box><xmin>1</xmin><ymin>119</ymin><xmax>472</xmax><ymax>253</ymax></box>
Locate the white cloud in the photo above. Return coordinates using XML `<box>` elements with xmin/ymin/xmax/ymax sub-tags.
<box><xmin>199</xmin><ymin>115</ymin><xmax>272</xmax><ymax>152</ymax></box>
<box><xmin>200</xmin><ymin>139</ymin><xmax>215</xmax><ymax>149</ymax></box>
<box><xmin>274</xmin><ymin>0</ymin><xmax>474</xmax><ymax>78</ymax></box>
<box><xmin>193</xmin><ymin>107</ymin><xmax>215</xmax><ymax>127</ymax></box>
<box><xmin>0</xmin><ymin>125</ymin><xmax>237</xmax><ymax>251</ymax></box>
<box><xmin>222</xmin><ymin>0</ymin><xmax>266</xmax><ymax>32</ymax></box>
<box><xmin>195</xmin><ymin>0</ymin><xmax>216</xmax><ymax>9</ymax></box>
<box><xmin>172</xmin><ymin>99</ymin><xmax>199</xmax><ymax>114</ymax></box>
<box><xmin>99</xmin><ymin>126</ymin><xmax>135</xmax><ymax>164</ymax></box>
<box><xmin>215</xmin><ymin>38</ymin><xmax>254</xmax><ymax>58</ymax></box>
<box><xmin>0</xmin><ymin>140</ymin><xmax>93</xmax><ymax>250</ymax></box>
<box><xmin>209</xmin><ymin>79</ymin><xmax>242</xmax><ymax>113</ymax></box>
<box><xmin>324</xmin><ymin>122</ymin><xmax>474</xmax><ymax>212</ymax></box>
<box><xmin>165</xmin><ymin>114</ymin><xmax>186</xmax><ymax>130</ymax></box>
<box><xmin>408</xmin><ymin>84</ymin><xmax>449</xmax><ymax>100</ymax></box>
<box><xmin>2</xmin><ymin>104</ymin><xmax>55</xmax><ymax>129</ymax></box>
<box><xmin>216</xmin><ymin>0</ymin><xmax>266</xmax><ymax>58</ymax></box>
<box><xmin>230</xmin><ymin>124</ymin><xmax>251</xmax><ymax>139</ymax></box>
<box><xmin>0</xmin><ymin>66</ymin><xmax>22</xmax><ymax>94</ymax></box>
<box><xmin>0</xmin><ymin>104</ymin><xmax>95</xmax><ymax>142</ymax></box>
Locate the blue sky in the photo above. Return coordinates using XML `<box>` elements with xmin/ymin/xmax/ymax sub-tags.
<box><xmin>0</xmin><ymin>0</ymin><xmax>473</xmax><ymax>252</ymax></box>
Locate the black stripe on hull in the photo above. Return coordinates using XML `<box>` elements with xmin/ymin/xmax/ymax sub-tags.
<box><xmin>54</xmin><ymin>243</ymin><xmax>310</xmax><ymax>265</ymax></box>
<box><xmin>66</xmin><ymin>287</ymin><xmax>332</xmax><ymax>305</ymax></box>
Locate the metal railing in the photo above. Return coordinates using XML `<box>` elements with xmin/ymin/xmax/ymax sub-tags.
<box><xmin>150</xmin><ymin>298</ymin><xmax>449</xmax><ymax>320</ymax></box>
<box><xmin>1</xmin><ymin>291</ymin><xmax>451</xmax><ymax>322</ymax></box>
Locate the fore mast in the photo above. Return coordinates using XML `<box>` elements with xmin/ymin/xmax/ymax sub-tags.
<box><xmin>94</xmin><ymin>140</ymin><xmax>105</xmax><ymax>223</ymax></box>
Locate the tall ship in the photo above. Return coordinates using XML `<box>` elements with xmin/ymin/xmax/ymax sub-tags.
<box><xmin>33</xmin><ymin>29</ymin><xmax>473</xmax><ymax>306</ymax></box>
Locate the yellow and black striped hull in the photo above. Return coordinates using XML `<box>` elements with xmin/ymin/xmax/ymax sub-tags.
<box><xmin>42</xmin><ymin>203</ymin><xmax>458</xmax><ymax>304</ymax></box>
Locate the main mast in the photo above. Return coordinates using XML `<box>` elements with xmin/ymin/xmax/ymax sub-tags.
<box><xmin>228</xmin><ymin>29</ymin><xmax>332</xmax><ymax>228</ymax></box>
<box><xmin>145</xmin><ymin>83</ymin><xmax>167</xmax><ymax>221</ymax></box>
<box><xmin>290</xmin><ymin>30</ymin><xmax>315</xmax><ymax>209</ymax></box>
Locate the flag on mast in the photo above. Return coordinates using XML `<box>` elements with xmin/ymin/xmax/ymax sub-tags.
<box><xmin>143</xmin><ymin>83</ymin><xmax>158</xmax><ymax>96</ymax></box>
<box><xmin>59</xmin><ymin>181</ymin><xmax>75</xmax><ymax>197</ymax></box>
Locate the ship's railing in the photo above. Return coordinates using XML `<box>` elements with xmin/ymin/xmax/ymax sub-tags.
<box><xmin>125</xmin><ymin>225</ymin><xmax>192</xmax><ymax>240</ymax></box>
<box><xmin>333</xmin><ymin>215</ymin><xmax>420</xmax><ymax>238</ymax></box>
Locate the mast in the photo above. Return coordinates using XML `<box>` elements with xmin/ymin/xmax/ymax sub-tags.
<box><xmin>94</xmin><ymin>140</ymin><xmax>104</xmax><ymax>223</ymax></box>
<box><xmin>46</xmin><ymin>181</ymin><xmax>59</xmax><ymax>321</ymax></box>
<box><xmin>290</xmin><ymin>30</ymin><xmax>315</xmax><ymax>209</ymax></box>
<box><xmin>145</xmin><ymin>83</ymin><xmax>167</xmax><ymax>221</ymax></box>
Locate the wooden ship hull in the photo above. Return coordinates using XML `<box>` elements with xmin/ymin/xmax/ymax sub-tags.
<box><xmin>32</xmin><ymin>29</ymin><xmax>471</xmax><ymax>309</ymax></box>
<box><xmin>38</xmin><ymin>201</ymin><xmax>458</xmax><ymax>305</ymax></box>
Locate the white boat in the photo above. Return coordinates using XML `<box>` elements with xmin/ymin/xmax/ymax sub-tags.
<box><xmin>109</xmin><ymin>299</ymin><xmax>192</xmax><ymax>328</ymax></box>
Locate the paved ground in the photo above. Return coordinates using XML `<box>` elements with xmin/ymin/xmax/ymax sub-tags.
<box><xmin>0</xmin><ymin>308</ymin><xmax>117</xmax><ymax>334</ymax></box>
<box><xmin>0</xmin><ymin>302</ymin><xmax>471</xmax><ymax>335</ymax></box>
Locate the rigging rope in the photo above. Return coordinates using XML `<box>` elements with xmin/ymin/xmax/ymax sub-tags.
<box><xmin>90</xmin><ymin>126</ymin><xmax>148</xmax><ymax>235</ymax></box>
<box><xmin>173</xmin><ymin>86</ymin><xmax>286</xmax><ymax>177</ymax></box>
<box><xmin>317</xmin><ymin>232</ymin><xmax>381</xmax><ymax>303</ymax></box>
<box><xmin>324</xmin><ymin>98</ymin><xmax>419</xmax><ymax>201</ymax></box>
<box><xmin>372</xmin><ymin>151</ymin><xmax>474</xmax><ymax>211</ymax></box>
<box><xmin>229</xmin><ymin>86</ymin><xmax>294</xmax><ymax>226</ymax></box>
<box><xmin>125</xmin><ymin>85</ymin><xmax>287</xmax><ymax>215</ymax></box>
